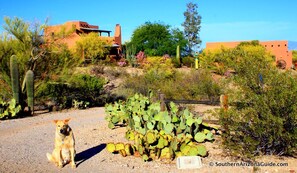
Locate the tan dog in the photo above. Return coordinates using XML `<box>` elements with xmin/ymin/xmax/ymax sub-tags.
<box><xmin>46</xmin><ymin>118</ymin><xmax>76</xmax><ymax>168</ymax></box>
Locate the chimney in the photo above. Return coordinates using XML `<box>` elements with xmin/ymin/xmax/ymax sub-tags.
<box><xmin>114</xmin><ymin>24</ymin><xmax>122</xmax><ymax>47</ymax></box>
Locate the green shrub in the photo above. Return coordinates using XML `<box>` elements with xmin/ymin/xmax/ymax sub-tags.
<box><xmin>35</xmin><ymin>81</ymin><xmax>71</xmax><ymax>108</ymax></box>
<box><xmin>119</xmin><ymin>56</ymin><xmax>176</xmax><ymax>98</ymax></box>
<box><xmin>121</xmin><ymin>68</ymin><xmax>221</xmax><ymax>101</ymax></box>
<box><xmin>142</xmin><ymin>56</ymin><xmax>175</xmax><ymax>81</ymax></box>
<box><xmin>36</xmin><ymin>74</ymin><xmax>106</xmax><ymax>108</ymax></box>
<box><xmin>190</xmin><ymin>70</ymin><xmax>222</xmax><ymax>101</ymax></box>
<box><xmin>217</xmin><ymin>49</ymin><xmax>297</xmax><ymax>158</ymax></box>
<box><xmin>181</xmin><ymin>56</ymin><xmax>195</xmax><ymax>67</ymax></box>
<box><xmin>200</xmin><ymin>41</ymin><xmax>274</xmax><ymax>75</ymax></box>
<box><xmin>171</xmin><ymin>57</ymin><xmax>181</xmax><ymax>68</ymax></box>
<box><xmin>0</xmin><ymin>74</ymin><xmax>12</xmax><ymax>101</ymax></box>
<box><xmin>73</xmin><ymin>32</ymin><xmax>110</xmax><ymax>63</ymax></box>
<box><xmin>292</xmin><ymin>50</ymin><xmax>297</xmax><ymax>63</ymax></box>
<box><xmin>199</xmin><ymin>48</ymin><xmax>234</xmax><ymax>75</ymax></box>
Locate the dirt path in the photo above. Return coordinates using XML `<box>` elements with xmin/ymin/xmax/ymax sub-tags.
<box><xmin>0</xmin><ymin>107</ymin><xmax>296</xmax><ymax>173</ymax></box>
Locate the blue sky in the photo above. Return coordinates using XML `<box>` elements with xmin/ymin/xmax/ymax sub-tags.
<box><xmin>0</xmin><ymin>0</ymin><xmax>296</xmax><ymax>48</ymax></box>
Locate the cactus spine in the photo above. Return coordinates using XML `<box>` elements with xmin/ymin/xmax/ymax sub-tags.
<box><xmin>10</xmin><ymin>55</ymin><xmax>20</xmax><ymax>104</ymax></box>
<box><xmin>25</xmin><ymin>70</ymin><xmax>34</xmax><ymax>114</ymax></box>
<box><xmin>176</xmin><ymin>45</ymin><xmax>181</xmax><ymax>67</ymax></box>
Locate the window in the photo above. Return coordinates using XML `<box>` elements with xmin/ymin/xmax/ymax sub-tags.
<box><xmin>271</xmin><ymin>45</ymin><xmax>273</xmax><ymax>47</ymax></box>
<box><xmin>285</xmin><ymin>44</ymin><xmax>287</xmax><ymax>46</ymax></box>
<box><xmin>278</xmin><ymin>45</ymin><xmax>280</xmax><ymax>47</ymax></box>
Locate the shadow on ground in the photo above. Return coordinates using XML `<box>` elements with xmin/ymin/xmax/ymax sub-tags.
<box><xmin>75</xmin><ymin>143</ymin><xmax>106</xmax><ymax>167</ymax></box>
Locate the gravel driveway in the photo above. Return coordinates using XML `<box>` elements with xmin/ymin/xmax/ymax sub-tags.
<box><xmin>0</xmin><ymin>107</ymin><xmax>296</xmax><ymax>173</ymax></box>
<box><xmin>0</xmin><ymin>107</ymin><xmax>186</xmax><ymax>173</ymax></box>
<box><xmin>0</xmin><ymin>107</ymin><xmax>106</xmax><ymax>173</ymax></box>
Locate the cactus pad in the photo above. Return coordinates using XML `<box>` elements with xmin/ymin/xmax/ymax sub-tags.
<box><xmin>197</xmin><ymin>145</ymin><xmax>207</xmax><ymax>157</ymax></box>
<box><xmin>194</xmin><ymin>132</ymin><xmax>206</xmax><ymax>143</ymax></box>
<box><xmin>106</xmin><ymin>143</ymin><xmax>116</xmax><ymax>153</ymax></box>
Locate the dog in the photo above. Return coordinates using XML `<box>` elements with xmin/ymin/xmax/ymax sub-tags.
<box><xmin>46</xmin><ymin>118</ymin><xmax>76</xmax><ymax>168</ymax></box>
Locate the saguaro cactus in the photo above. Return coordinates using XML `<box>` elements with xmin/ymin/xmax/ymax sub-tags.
<box><xmin>10</xmin><ymin>55</ymin><xmax>20</xmax><ymax>104</ymax></box>
<box><xmin>176</xmin><ymin>45</ymin><xmax>181</xmax><ymax>67</ymax></box>
<box><xmin>25</xmin><ymin>70</ymin><xmax>34</xmax><ymax>114</ymax></box>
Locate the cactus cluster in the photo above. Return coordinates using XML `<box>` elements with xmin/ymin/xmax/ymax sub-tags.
<box><xmin>9</xmin><ymin>55</ymin><xmax>35</xmax><ymax>115</ymax></box>
<box><xmin>105</xmin><ymin>93</ymin><xmax>218</xmax><ymax>161</ymax></box>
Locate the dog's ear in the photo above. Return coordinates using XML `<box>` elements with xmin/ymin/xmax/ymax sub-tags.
<box><xmin>64</xmin><ymin>118</ymin><xmax>71</xmax><ymax>124</ymax></box>
<box><xmin>53</xmin><ymin>120</ymin><xmax>58</xmax><ymax>124</ymax></box>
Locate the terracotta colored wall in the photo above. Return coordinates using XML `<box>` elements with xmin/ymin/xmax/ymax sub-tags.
<box><xmin>206</xmin><ymin>41</ymin><xmax>241</xmax><ymax>50</ymax></box>
<box><xmin>44</xmin><ymin>21</ymin><xmax>122</xmax><ymax>50</ymax></box>
<box><xmin>206</xmin><ymin>40</ymin><xmax>292</xmax><ymax>69</ymax></box>
<box><xmin>260</xmin><ymin>41</ymin><xmax>292</xmax><ymax>68</ymax></box>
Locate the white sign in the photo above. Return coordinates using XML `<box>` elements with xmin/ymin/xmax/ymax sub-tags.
<box><xmin>176</xmin><ymin>156</ymin><xmax>202</xmax><ymax>169</ymax></box>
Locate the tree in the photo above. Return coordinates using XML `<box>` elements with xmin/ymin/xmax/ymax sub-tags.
<box><xmin>3</xmin><ymin>16</ymin><xmax>47</xmax><ymax>71</ymax></box>
<box><xmin>73</xmin><ymin>32</ymin><xmax>110</xmax><ymax>63</ymax></box>
<box><xmin>0</xmin><ymin>17</ymin><xmax>81</xmax><ymax>100</ymax></box>
<box><xmin>182</xmin><ymin>2</ymin><xmax>202</xmax><ymax>55</ymax></box>
<box><xmin>0</xmin><ymin>17</ymin><xmax>47</xmax><ymax>99</ymax></box>
<box><xmin>292</xmin><ymin>50</ymin><xmax>297</xmax><ymax>63</ymax></box>
<box><xmin>200</xmin><ymin>41</ymin><xmax>274</xmax><ymax>75</ymax></box>
<box><xmin>218</xmin><ymin>48</ymin><xmax>297</xmax><ymax>158</ymax></box>
<box><xmin>128</xmin><ymin>22</ymin><xmax>187</xmax><ymax>56</ymax></box>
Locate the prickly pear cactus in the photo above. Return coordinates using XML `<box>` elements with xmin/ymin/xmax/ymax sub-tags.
<box><xmin>0</xmin><ymin>98</ymin><xmax>21</xmax><ymax>119</ymax></box>
<box><xmin>105</xmin><ymin>93</ymin><xmax>218</xmax><ymax>161</ymax></box>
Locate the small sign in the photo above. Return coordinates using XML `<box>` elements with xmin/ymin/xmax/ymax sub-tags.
<box><xmin>176</xmin><ymin>156</ymin><xmax>202</xmax><ymax>169</ymax></box>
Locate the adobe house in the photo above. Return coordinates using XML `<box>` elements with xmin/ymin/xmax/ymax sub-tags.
<box><xmin>44</xmin><ymin>21</ymin><xmax>122</xmax><ymax>59</ymax></box>
<box><xmin>206</xmin><ymin>40</ymin><xmax>293</xmax><ymax>69</ymax></box>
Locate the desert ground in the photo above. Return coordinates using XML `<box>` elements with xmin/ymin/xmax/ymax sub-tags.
<box><xmin>0</xmin><ymin>106</ymin><xmax>296</xmax><ymax>173</ymax></box>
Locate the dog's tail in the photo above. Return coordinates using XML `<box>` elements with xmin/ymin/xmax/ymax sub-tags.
<box><xmin>46</xmin><ymin>153</ymin><xmax>53</xmax><ymax>162</ymax></box>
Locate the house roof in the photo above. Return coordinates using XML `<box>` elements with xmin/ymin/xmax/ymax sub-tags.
<box><xmin>80</xmin><ymin>27</ymin><xmax>111</xmax><ymax>33</ymax></box>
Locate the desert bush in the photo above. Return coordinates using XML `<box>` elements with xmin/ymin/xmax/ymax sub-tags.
<box><xmin>35</xmin><ymin>81</ymin><xmax>69</xmax><ymax>108</ymax></box>
<box><xmin>189</xmin><ymin>70</ymin><xmax>222</xmax><ymax>101</ymax></box>
<box><xmin>0</xmin><ymin>74</ymin><xmax>12</xmax><ymax>101</ymax></box>
<box><xmin>90</xmin><ymin>65</ymin><xmax>105</xmax><ymax>76</ymax></box>
<box><xmin>200</xmin><ymin>41</ymin><xmax>274</xmax><ymax>76</ymax></box>
<box><xmin>181</xmin><ymin>56</ymin><xmax>195</xmax><ymax>67</ymax></box>
<box><xmin>104</xmin><ymin>66</ymin><xmax>126</xmax><ymax>79</ymax></box>
<box><xmin>216</xmin><ymin>48</ymin><xmax>297</xmax><ymax>158</ymax></box>
<box><xmin>120</xmin><ymin>56</ymin><xmax>176</xmax><ymax>98</ymax></box>
<box><xmin>142</xmin><ymin>56</ymin><xmax>175</xmax><ymax>82</ymax></box>
<box><xmin>36</xmin><ymin>74</ymin><xmax>106</xmax><ymax>108</ymax></box>
<box><xmin>199</xmin><ymin>48</ymin><xmax>234</xmax><ymax>75</ymax></box>
<box><xmin>121</xmin><ymin>67</ymin><xmax>221</xmax><ymax>101</ymax></box>
<box><xmin>171</xmin><ymin>56</ymin><xmax>181</xmax><ymax>68</ymax></box>
<box><xmin>73</xmin><ymin>32</ymin><xmax>110</xmax><ymax>63</ymax></box>
<box><xmin>36</xmin><ymin>43</ymin><xmax>82</xmax><ymax>79</ymax></box>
